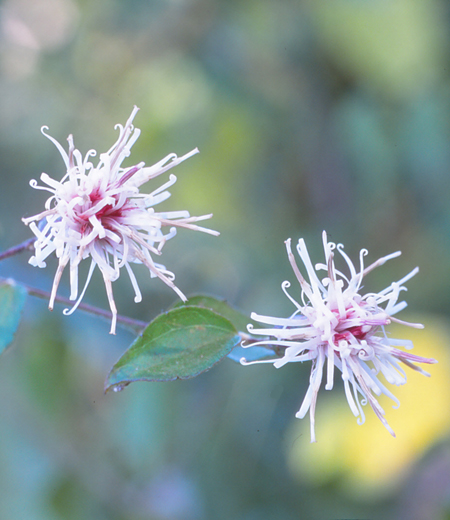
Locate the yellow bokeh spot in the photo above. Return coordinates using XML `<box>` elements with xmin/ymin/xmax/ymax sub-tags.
<box><xmin>308</xmin><ymin>0</ymin><xmax>446</xmax><ymax>99</ymax></box>
<box><xmin>285</xmin><ymin>316</ymin><xmax>450</xmax><ymax>498</ymax></box>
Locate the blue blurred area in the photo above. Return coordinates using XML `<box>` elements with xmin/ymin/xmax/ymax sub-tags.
<box><xmin>1</xmin><ymin>0</ymin><xmax>450</xmax><ymax>518</ymax></box>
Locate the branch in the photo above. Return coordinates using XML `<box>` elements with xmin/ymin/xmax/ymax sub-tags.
<box><xmin>0</xmin><ymin>238</ymin><xmax>36</xmax><ymax>262</ymax></box>
<box><xmin>0</xmin><ymin>276</ymin><xmax>148</xmax><ymax>334</ymax></box>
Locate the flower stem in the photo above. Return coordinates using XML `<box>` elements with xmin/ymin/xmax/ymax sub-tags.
<box><xmin>0</xmin><ymin>238</ymin><xmax>36</xmax><ymax>262</ymax></box>
<box><xmin>0</xmin><ymin>276</ymin><xmax>147</xmax><ymax>334</ymax></box>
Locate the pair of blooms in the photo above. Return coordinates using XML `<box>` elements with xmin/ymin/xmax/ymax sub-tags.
<box><xmin>22</xmin><ymin>107</ymin><xmax>436</xmax><ymax>442</ymax></box>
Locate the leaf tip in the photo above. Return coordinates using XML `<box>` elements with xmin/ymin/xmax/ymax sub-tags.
<box><xmin>104</xmin><ymin>380</ymin><xmax>130</xmax><ymax>395</ymax></box>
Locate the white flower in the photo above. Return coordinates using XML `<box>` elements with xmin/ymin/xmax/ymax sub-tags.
<box><xmin>241</xmin><ymin>231</ymin><xmax>437</xmax><ymax>442</ymax></box>
<box><xmin>23</xmin><ymin>106</ymin><xmax>219</xmax><ymax>334</ymax></box>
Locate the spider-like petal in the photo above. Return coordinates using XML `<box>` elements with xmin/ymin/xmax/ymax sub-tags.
<box><xmin>24</xmin><ymin>107</ymin><xmax>218</xmax><ymax>334</ymax></box>
<box><xmin>242</xmin><ymin>232</ymin><xmax>437</xmax><ymax>442</ymax></box>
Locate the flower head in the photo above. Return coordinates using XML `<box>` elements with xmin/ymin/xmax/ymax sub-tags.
<box><xmin>241</xmin><ymin>232</ymin><xmax>437</xmax><ymax>442</ymax></box>
<box><xmin>23</xmin><ymin>106</ymin><xmax>219</xmax><ymax>334</ymax></box>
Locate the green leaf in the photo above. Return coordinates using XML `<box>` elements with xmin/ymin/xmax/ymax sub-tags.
<box><xmin>172</xmin><ymin>295</ymin><xmax>255</xmax><ymax>333</ymax></box>
<box><xmin>105</xmin><ymin>306</ymin><xmax>240</xmax><ymax>392</ymax></box>
<box><xmin>0</xmin><ymin>279</ymin><xmax>27</xmax><ymax>354</ymax></box>
<box><xmin>173</xmin><ymin>296</ymin><xmax>277</xmax><ymax>364</ymax></box>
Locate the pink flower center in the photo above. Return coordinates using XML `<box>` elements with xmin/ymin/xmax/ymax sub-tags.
<box><xmin>334</xmin><ymin>325</ymin><xmax>368</xmax><ymax>344</ymax></box>
<box><xmin>332</xmin><ymin>307</ymin><xmax>374</xmax><ymax>345</ymax></box>
<box><xmin>73</xmin><ymin>188</ymin><xmax>127</xmax><ymax>238</ymax></box>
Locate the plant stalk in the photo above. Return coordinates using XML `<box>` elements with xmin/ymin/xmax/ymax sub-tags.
<box><xmin>0</xmin><ymin>276</ymin><xmax>147</xmax><ymax>334</ymax></box>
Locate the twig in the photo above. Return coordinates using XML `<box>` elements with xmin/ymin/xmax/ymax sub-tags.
<box><xmin>0</xmin><ymin>276</ymin><xmax>147</xmax><ymax>334</ymax></box>
<box><xmin>0</xmin><ymin>238</ymin><xmax>36</xmax><ymax>262</ymax></box>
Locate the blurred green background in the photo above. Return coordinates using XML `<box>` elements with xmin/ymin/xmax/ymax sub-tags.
<box><xmin>1</xmin><ymin>0</ymin><xmax>450</xmax><ymax>518</ymax></box>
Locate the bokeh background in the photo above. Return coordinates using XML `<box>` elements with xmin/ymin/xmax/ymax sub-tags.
<box><xmin>1</xmin><ymin>0</ymin><xmax>450</xmax><ymax>518</ymax></box>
